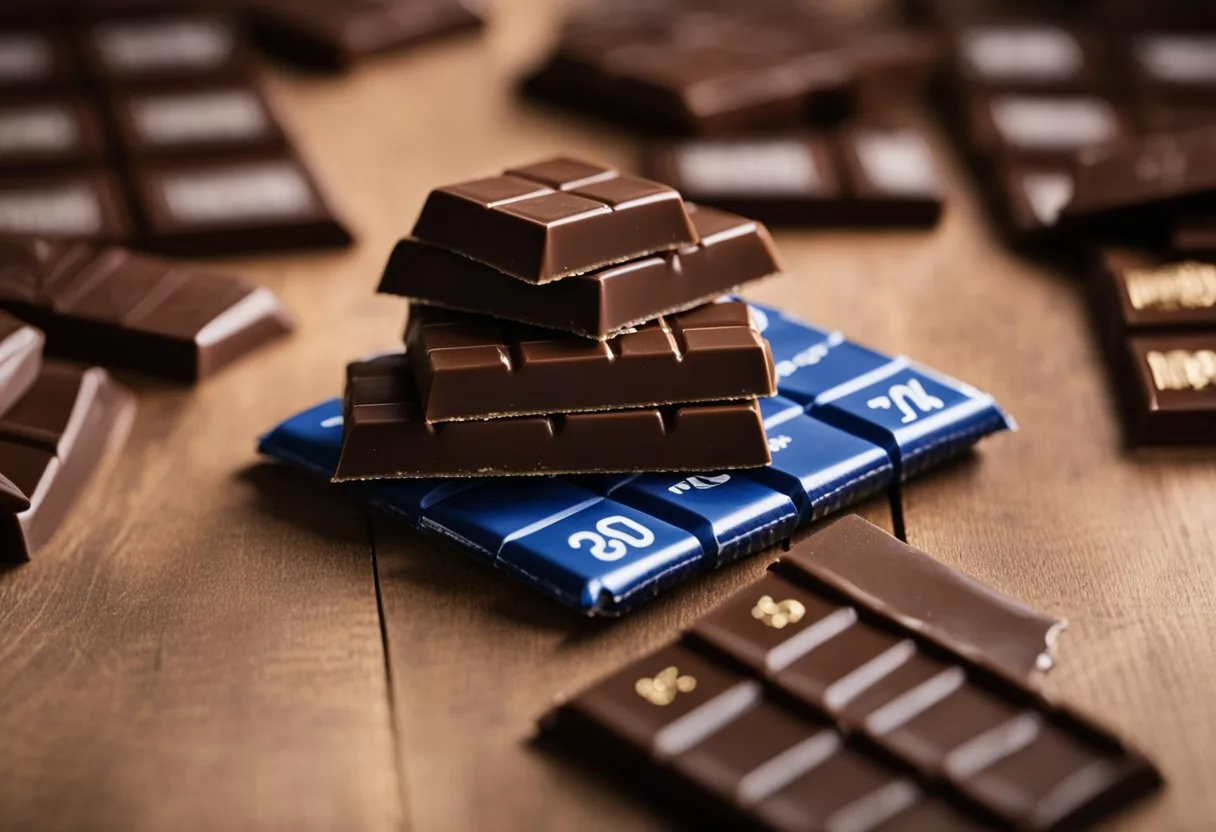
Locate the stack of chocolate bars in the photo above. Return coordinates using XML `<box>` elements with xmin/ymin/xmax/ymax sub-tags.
<box><xmin>339</xmin><ymin>157</ymin><xmax>783</xmax><ymax>480</ymax></box>
<box><xmin>260</xmin><ymin>156</ymin><xmax>1014</xmax><ymax>614</ymax></box>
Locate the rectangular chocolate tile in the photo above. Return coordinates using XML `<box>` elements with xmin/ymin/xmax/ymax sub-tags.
<box><xmin>964</xmin><ymin>92</ymin><xmax>1130</xmax><ymax>164</ymax></box>
<box><xmin>0</xmin><ymin>310</ymin><xmax>42</xmax><ymax>415</ymax></box>
<box><xmin>0</xmin><ymin>172</ymin><xmax>132</xmax><ymax>243</ymax></box>
<box><xmin>406</xmin><ymin>300</ymin><xmax>776</xmax><ymax>422</ymax></box>
<box><xmin>0</xmin><ymin>29</ymin><xmax>77</xmax><ymax>94</ymax></box>
<box><xmin>410</xmin><ymin>157</ymin><xmax>697</xmax><ymax>283</ymax></box>
<box><xmin>0</xmin><ymin>99</ymin><xmax>109</xmax><ymax>171</ymax></box>
<box><xmin>1125</xmin><ymin>32</ymin><xmax>1216</xmax><ymax>103</ymax></box>
<box><xmin>380</xmin><ymin>203</ymin><xmax>781</xmax><ymax>339</ymax></box>
<box><xmin>0</xmin><ymin>235</ymin><xmax>293</xmax><ymax>381</ymax></box>
<box><xmin>0</xmin><ymin>362</ymin><xmax>135</xmax><ymax>560</ymax></box>
<box><xmin>542</xmin><ymin>515</ymin><xmax>1162</xmax><ymax>830</ymax></box>
<box><xmin>1093</xmin><ymin>250</ymin><xmax>1216</xmax><ymax>337</ymax></box>
<box><xmin>1122</xmin><ymin>334</ymin><xmax>1216</xmax><ymax>444</ymax></box>
<box><xmin>77</xmin><ymin>13</ymin><xmax>253</xmax><ymax>87</ymax></box>
<box><xmin>129</xmin><ymin>154</ymin><xmax>353</xmax><ymax>256</ymax></box>
<box><xmin>334</xmin><ymin>353</ymin><xmax>770</xmax><ymax>480</ymax></box>
<box><xmin>952</xmin><ymin>24</ymin><xmax>1106</xmax><ymax>93</ymax></box>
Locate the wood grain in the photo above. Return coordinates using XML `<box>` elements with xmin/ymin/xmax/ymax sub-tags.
<box><xmin>0</xmin><ymin>0</ymin><xmax>1212</xmax><ymax>830</ymax></box>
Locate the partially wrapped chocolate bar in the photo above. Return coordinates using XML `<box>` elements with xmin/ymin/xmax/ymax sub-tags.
<box><xmin>1</xmin><ymin>362</ymin><xmax>135</xmax><ymax>560</ymax></box>
<box><xmin>407</xmin><ymin>300</ymin><xmax>776</xmax><ymax>422</ymax></box>
<box><xmin>0</xmin><ymin>235</ymin><xmax>293</xmax><ymax>382</ymax></box>
<box><xmin>541</xmin><ymin>516</ymin><xmax>1161</xmax><ymax>831</ymax></box>
<box><xmin>380</xmin><ymin>203</ymin><xmax>782</xmax><ymax>339</ymax></box>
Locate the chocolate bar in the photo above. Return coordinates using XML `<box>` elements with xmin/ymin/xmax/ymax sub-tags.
<box><xmin>521</xmin><ymin>2</ymin><xmax>937</xmax><ymax>135</ymax></box>
<box><xmin>334</xmin><ymin>354</ymin><xmax>770</xmax><ymax>480</ymax></box>
<box><xmin>643</xmin><ymin>126</ymin><xmax>944</xmax><ymax>228</ymax></box>
<box><xmin>129</xmin><ymin>154</ymin><xmax>353</xmax><ymax>256</ymax></box>
<box><xmin>0</xmin><ymin>311</ymin><xmax>42</xmax><ymax>415</ymax></box>
<box><xmin>78</xmin><ymin>13</ymin><xmax>253</xmax><ymax>87</ymax></box>
<box><xmin>541</xmin><ymin>516</ymin><xmax>1161</xmax><ymax>831</ymax></box>
<box><xmin>1061</xmin><ymin>126</ymin><xmax>1216</xmax><ymax>244</ymax></box>
<box><xmin>410</xmin><ymin>158</ymin><xmax>697</xmax><ymax>284</ymax></box>
<box><xmin>1091</xmin><ymin>251</ymin><xmax>1216</xmax><ymax>444</ymax></box>
<box><xmin>0</xmin><ymin>235</ymin><xmax>294</xmax><ymax>381</ymax></box>
<box><xmin>259</xmin><ymin>302</ymin><xmax>1012</xmax><ymax>613</ymax></box>
<box><xmin>0</xmin><ymin>362</ymin><xmax>135</xmax><ymax>560</ymax></box>
<box><xmin>0</xmin><ymin>99</ymin><xmax>109</xmax><ymax>171</ymax></box>
<box><xmin>248</xmin><ymin>0</ymin><xmax>484</xmax><ymax>71</ymax></box>
<box><xmin>407</xmin><ymin>300</ymin><xmax>776</xmax><ymax>422</ymax></box>
<box><xmin>108</xmin><ymin>84</ymin><xmax>288</xmax><ymax>160</ymax></box>
<box><xmin>380</xmin><ymin>204</ymin><xmax>781</xmax><ymax>340</ymax></box>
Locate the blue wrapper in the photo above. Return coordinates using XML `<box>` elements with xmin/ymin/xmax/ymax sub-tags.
<box><xmin>257</xmin><ymin>303</ymin><xmax>1012</xmax><ymax>615</ymax></box>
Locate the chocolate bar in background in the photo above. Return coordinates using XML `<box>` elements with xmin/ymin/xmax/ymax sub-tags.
<box><xmin>407</xmin><ymin>300</ymin><xmax>776</xmax><ymax>423</ymax></box>
<box><xmin>542</xmin><ymin>515</ymin><xmax>1161</xmax><ymax>832</ymax></box>
<box><xmin>0</xmin><ymin>235</ymin><xmax>293</xmax><ymax>382</ymax></box>
<box><xmin>381</xmin><ymin>203</ymin><xmax>782</xmax><ymax>340</ymax></box>
<box><xmin>0</xmin><ymin>362</ymin><xmax>135</xmax><ymax>561</ymax></box>
<box><xmin>643</xmin><ymin>126</ymin><xmax>945</xmax><ymax>229</ymax></box>
<box><xmin>0</xmin><ymin>99</ymin><xmax>110</xmax><ymax>171</ymax></box>
<box><xmin>77</xmin><ymin>13</ymin><xmax>254</xmax><ymax>88</ymax></box>
<box><xmin>247</xmin><ymin>0</ymin><xmax>484</xmax><ymax>71</ymax></box>
<box><xmin>334</xmin><ymin>354</ymin><xmax>770</xmax><ymax>480</ymax></box>
<box><xmin>1090</xmin><ymin>251</ymin><xmax>1216</xmax><ymax>445</ymax></box>
<box><xmin>522</xmin><ymin>0</ymin><xmax>938</xmax><ymax>135</ymax></box>
<box><xmin>0</xmin><ymin>172</ymin><xmax>133</xmax><ymax>244</ymax></box>
<box><xmin>0</xmin><ymin>311</ymin><xmax>43</xmax><ymax>415</ymax></box>
<box><xmin>411</xmin><ymin>158</ymin><xmax>697</xmax><ymax>284</ymax></box>
<box><xmin>0</xmin><ymin>29</ymin><xmax>78</xmax><ymax>94</ymax></box>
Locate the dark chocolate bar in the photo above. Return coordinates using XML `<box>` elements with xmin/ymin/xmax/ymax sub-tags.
<box><xmin>78</xmin><ymin>13</ymin><xmax>252</xmax><ymax>87</ymax></box>
<box><xmin>1061</xmin><ymin>126</ymin><xmax>1216</xmax><ymax>243</ymax></box>
<box><xmin>0</xmin><ymin>235</ymin><xmax>293</xmax><ymax>381</ymax></box>
<box><xmin>108</xmin><ymin>84</ymin><xmax>288</xmax><ymax>160</ymax></box>
<box><xmin>0</xmin><ymin>172</ymin><xmax>133</xmax><ymax>243</ymax></box>
<box><xmin>542</xmin><ymin>516</ymin><xmax>1161</xmax><ymax>831</ymax></box>
<box><xmin>0</xmin><ymin>362</ymin><xmax>135</xmax><ymax>560</ymax></box>
<box><xmin>643</xmin><ymin>126</ymin><xmax>944</xmax><ymax>228</ymax></box>
<box><xmin>0</xmin><ymin>99</ymin><xmax>109</xmax><ymax>171</ymax></box>
<box><xmin>334</xmin><ymin>353</ymin><xmax>770</xmax><ymax>480</ymax></box>
<box><xmin>408</xmin><ymin>300</ymin><xmax>776</xmax><ymax>422</ymax></box>
<box><xmin>410</xmin><ymin>157</ymin><xmax>697</xmax><ymax>284</ymax></box>
<box><xmin>129</xmin><ymin>153</ymin><xmax>353</xmax><ymax>256</ymax></box>
<box><xmin>248</xmin><ymin>0</ymin><xmax>484</xmax><ymax>71</ymax></box>
<box><xmin>0</xmin><ymin>311</ymin><xmax>43</xmax><ymax>415</ymax></box>
<box><xmin>380</xmin><ymin>203</ymin><xmax>781</xmax><ymax>340</ymax></box>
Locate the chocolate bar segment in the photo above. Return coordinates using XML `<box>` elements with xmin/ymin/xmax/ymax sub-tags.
<box><xmin>407</xmin><ymin>300</ymin><xmax>776</xmax><ymax>422</ymax></box>
<box><xmin>543</xmin><ymin>516</ymin><xmax>1162</xmax><ymax>831</ymax></box>
<box><xmin>248</xmin><ymin>0</ymin><xmax>484</xmax><ymax>71</ymax></box>
<box><xmin>1173</xmin><ymin>216</ymin><xmax>1216</xmax><ymax>257</ymax></box>
<box><xmin>0</xmin><ymin>99</ymin><xmax>109</xmax><ymax>171</ymax></box>
<box><xmin>334</xmin><ymin>354</ymin><xmax>770</xmax><ymax>480</ymax></box>
<box><xmin>0</xmin><ymin>30</ymin><xmax>77</xmax><ymax>94</ymax></box>
<box><xmin>78</xmin><ymin>13</ymin><xmax>252</xmax><ymax>87</ymax></box>
<box><xmin>953</xmin><ymin>24</ymin><xmax>1103</xmax><ymax>93</ymax></box>
<box><xmin>965</xmin><ymin>93</ymin><xmax>1130</xmax><ymax>164</ymax></box>
<box><xmin>0</xmin><ymin>235</ymin><xmax>293</xmax><ymax>381</ymax></box>
<box><xmin>0</xmin><ymin>172</ymin><xmax>133</xmax><ymax>244</ymax></box>
<box><xmin>0</xmin><ymin>362</ymin><xmax>135</xmax><ymax>560</ymax></box>
<box><xmin>410</xmin><ymin>157</ymin><xmax>697</xmax><ymax>283</ymax></box>
<box><xmin>380</xmin><ymin>203</ymin><xmax>781</xmax><ymax>339</ymax></box>
<box><xmin>129</xmin><ymin>154</ymin><xmax>353</xmax><ymax>256</ymax></box>
<box><xmin>0</xmin><ymin>311</ymin><xmax>42</xmax><ymax>415</ymax></box>
<box><xmin>1122</xmin><ymin>334</ymin><xmax>1216</xmax><ymax>445</ymax></box>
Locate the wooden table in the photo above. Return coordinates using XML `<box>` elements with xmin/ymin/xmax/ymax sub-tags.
<box><xmin>2</xmin><ymin>2</ymin><xmax>1213</xmax><ymax>830</ymax></box>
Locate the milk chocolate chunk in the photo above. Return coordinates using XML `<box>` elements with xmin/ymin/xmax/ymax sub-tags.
<box><xmin>108</xmin><ymin>84</ymin><xmax>288</xmax><ymax>160</ymax></box>
<box><xmin>130</xmin><ymin>154</ymin><xmax>353</xmax><ymax>256</ymax></box>
<box><xmin>79</xmin><ymin>13</ymin><xmax>252</xmax><ymax>87</ymax></box>
<box><xmin>410</xmin><ymin>157</ymin><xmax>697</xmax><ymax>283</ymax></box>
<box><xmin>248</xmin><ymin>0</ymin><xmax>484</xmax><ymax>71</ymax></box>
<box><xmin>334</xmin><ymin>354</ymin><xmax>770</xmax><ymax>480</ymax></box>
<box><xmin>544</xmin><ymin>515</ymin><xmax>1161</xmax><ymax>832</ymax></box>
<box><xmin>380</xmin><ymin>203</ymin><xmax>781</xmax><ymax>340</ymax></box>
<box><xmin>0</xmin><ymin>235</ymin><xmax>293</xmax><ymax>381</ymax></box>
<box><xmin>0</xmin><ymin>363</ymin><xmax>135</xmax><ymax>561</ymax></box>
<box><xmin>1123</xmin><ymin>334</ymin><xmax>1216</xmax><ymax>445</ymax></box>
<box><xmin>407</xmin><ymin>300</ymin><xmax>776</xmax><ymax>422</ymax></box>
<box><xmin>0</xmin><ymin>172</ymin><xmax>132</xmax><ymax>244</ymax></box>
<box><xmin>0</xmin><ymin>99</ymin><xmax>109</xmax><ymax>171</ymax></box>
<box><xmin>0</xmin><ymin>311</ymin><xmax>43</xmax><ymax>416</ymax></box>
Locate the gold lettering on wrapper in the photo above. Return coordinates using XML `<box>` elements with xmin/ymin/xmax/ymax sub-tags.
<box><xmin>635</xmin><ymin>667</ymin><xmax>697</xmax><ymax>706</ymax></box>
<box><xmin>751</xmin><ymin>595</ymin><xmax>806</xmax><ymax>629</ymax></box>
<box><xmin>1125</xmin><ymin>262</ymin><xmax>1216</xmax><ymax>311</ymax></box>
<box><xmin>1146</xmin><ymin>349</ymin><xmax>1216</xmax><ymax>392</ymax></box>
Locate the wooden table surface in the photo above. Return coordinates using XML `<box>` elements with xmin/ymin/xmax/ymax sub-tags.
<box><xmin>2</xmin><ymin>2</ymin><xmax>1214</xmax><ymax>830</ymax></box>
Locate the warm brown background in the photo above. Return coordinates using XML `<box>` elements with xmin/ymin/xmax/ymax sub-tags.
<box><xmin>1</xmin><ymin>2</ymin><xmax>1213</xmax><ymax>830</ymax></box>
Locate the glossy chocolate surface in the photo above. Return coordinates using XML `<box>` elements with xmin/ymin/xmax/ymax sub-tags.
<box><xmin>381</xmin><ymin>203</ymin><xmax>781</xmax><ymax>340</ymax></box>
<box><xmin>0</xmin><ymin>99</ymin><xmax>109</xmax><ymax>170</ymax></box>
<box><xmin>1123</xmin><ymin>334</ymin><xmax>1216</xmax><ymax>445</ymax></box>
<box><xmin>334</xmin><ymin>354</ymin><xmax>770</xmax><ymax>480</ymax></box>
<box><xmin>0</xmin><ymin>172</ymin><xmax>132</xmax><ymax>244</ymax></box>
<box><xmin>411</xmin><ymin>157</ymin><xmax>697</xmax><ymax>283</ymax></box>
<box><xmin>0</xmin><ymin>311</ymin><xmax>42</xmax><ymax>416</ymax></box>
<box><xmin>0</xmin><ymin>235</ymin><xmax>293</xmax><ymax>381</ymax></box>
<box><xmin>544</xmin><ymin>515</ymin><xmax>1162</xmax><ymax>831</ymax></box>
<box><xmin>408</xmin><ymin>300</ymin><xmax>776</xmax><ymax>422</ymax></box>
<box><xmin>0</xmin><ymin>362</ymin><xmax>135</xmax><ymax>560</ymax></box>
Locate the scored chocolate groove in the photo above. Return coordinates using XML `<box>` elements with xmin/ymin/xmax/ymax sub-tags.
<box><xmin>410</xmin><ymin>156</ymin><xmax>698</xmax><ymax>283</ymax></box>
<box><xmin>407</xmin><ymin>300</ymin><xmax>777</xmax><ymax>422</ymax></box>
